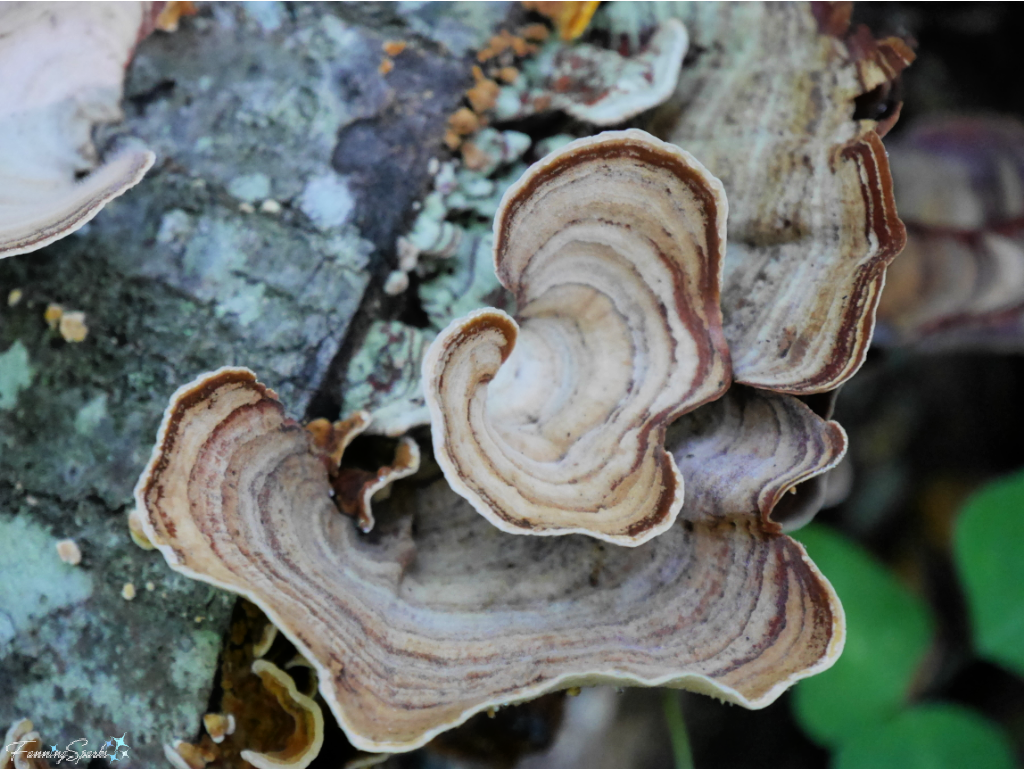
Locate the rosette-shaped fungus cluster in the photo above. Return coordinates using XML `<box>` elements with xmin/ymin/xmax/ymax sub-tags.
<box><xmin>134</xmin><ymin>2</ymin><xmax>911</xmax><ymax>756</ymax></box>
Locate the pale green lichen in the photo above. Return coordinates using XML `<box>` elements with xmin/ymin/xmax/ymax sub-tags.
<box><xmin>0</xmin><ymin>514</ymin><xmax>93</xmax><ymax>646</ymax></box>
<box><xmin>397</xmin><ymin>2</ymin><xmax>513</xmax><ymax>58</ymax></box>
<box><xmin>0</xmin><ymin>340</ymin><xmax>33</xmax><ymax>411</ymax></box>
<box><xmin>13</xmin><ymin>663</ymin><xmax>215</xmax><ymax>748</ymax></box>
<box><xmin>342</xmin><ymin>120</ymin><xmax>529</xmax><ymax>433</ymax></box>
<box><xmin>343</xmin><ymin>321</ymin><xmax>432</xmax><ymax>436</ymax></box>
<box><xmin>298</xmin><ymin>173</ymin><xmax>356</xmax><ymax>231</ymax></box>
<box><xmin>227</xmin><ymin>172</ymin><xmax>272</xmax><ymax>203</ymax></box>
<box><xmin>343</xmin><ymin>231</ymin><xmax>506</xmax><ymax>435</ymax></box>
<box><xmin>169</xmin><ymin>629</ymin><xmax>222</xmax><ymax>692</ymax></box>
<box><xmin>242</xmin><ymin>0</ymin><xmax>286</xmax><ymax>33</ymax></box>
<box><xmin>74</xmin><ymin>393</ymin><xmax>109</xmax><ymax>436</ymax></box>
<box><xmin>420</xmin><ymin>228</ymin><xmax>505</xmax><ymax>330</ymax></box>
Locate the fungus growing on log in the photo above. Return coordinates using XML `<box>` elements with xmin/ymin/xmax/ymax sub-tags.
<box><xmin>423</xmin><ymin>129</ymin><xmax>730</xmax><ymax>545</ymax></box>
<box><xmin>666</xmin><ymin>387</ymin><xmax>848</xmax><ymax>533</ymax></box>
<box><xmin>1</xmin><ymin>719</ymin><xmax>47</xmax><ymax>769</ymax></box>
<box><xmin>661</xmin><ymin>3</ymin><xmax>911</xmax><ymax>393</ymax></box>
<box><xmin>0</xmin><ymin>2</ymin><xmax>156</xmax><ymax>259</ymax></box>
<box><xmin>135</xmin><ymin>368</ymin><xmax>843</xmax><ymax>754</ymax></box>
<box><xmin>877</xmin><ymin>116</ymin><xmax>1024</xmax><ymax>350</ymax></box>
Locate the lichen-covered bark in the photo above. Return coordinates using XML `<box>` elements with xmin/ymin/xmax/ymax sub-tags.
<box><xmin>0</xmin><ymin>2</ymin><xmax>498</xmax><ymax>763</ymax></box>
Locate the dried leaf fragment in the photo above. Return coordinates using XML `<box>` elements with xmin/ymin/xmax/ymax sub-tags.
<box><xmin>424</xmin><ymin>129</ymin><xmax>731</xmax><ymax>545</ymax></box>
<box><xmin>523</xmin><ymin>1</ymin><xmax>601</xmax><ymax>41</ymax></box>
<box><xmin>154</xmin><ymin>1</ymin><xmax>197</xmax><ymax>33</ymax></box>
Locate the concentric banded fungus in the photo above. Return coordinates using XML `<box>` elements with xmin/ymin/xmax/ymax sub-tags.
<box><xmin>135</xmin><ymin>369</ymin><xmax>844</xmax><ymax>753</ymax></box>
<box><xmin>423</xmin><ymin>130</ymin><xmax>730</xmax><ymax>545</ymax></box>
<box><xmin>666</xmin><ymin>387</ymin><xmax>848</xmax><ymax>533</ymax></box>
<box><xmin>0</xmin><ymin>2</ymin><xmax>156</xmax><ymax>259</ymax></box>
<box><xmin>662</xmin><ymin>3</ymin><xmax>910</xmax><ymax>393</ymax></box>
<box><xmin>877</xmin><ymin>116</ymin><xmax>1024</xmax><ymax>350</ymax></box>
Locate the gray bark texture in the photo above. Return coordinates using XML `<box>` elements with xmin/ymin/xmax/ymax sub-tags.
<box><xmin>0</xmin><ymin>3</ymin><xmax>508</xmax><ymax>764</ymax></box>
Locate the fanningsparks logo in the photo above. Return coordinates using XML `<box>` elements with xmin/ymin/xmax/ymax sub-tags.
<box><xmin>3</xmin><ymin>732</ymin><xmax>130</xmax><ymax>764</ymax></box>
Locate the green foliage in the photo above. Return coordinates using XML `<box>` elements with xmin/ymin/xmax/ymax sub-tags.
<box><xmin>662</xmin><ymin>690</ymin><xmax>693</xmax><ymax>769</ymax></box>
<box><xmin>791</xmin><ymin>525</ymin><xmax>935</xmax><ymax>747</ymax></box>
<box><xmin>955</xmin><ymin>468</ymin><xmax>1024</xmax><ymax>677</ymax></box>
<box><xmin>833</xmin><ymin>704</ymin><xmax>1016</xmax><ymax>769</ymax></box>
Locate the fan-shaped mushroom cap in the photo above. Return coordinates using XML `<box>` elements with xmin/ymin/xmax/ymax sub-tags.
<box><xmin>664</xmin><ymin>3</ymin><xmax>910</xmax><ymax>393</ymax></box>
<box><xmin>0</xmin><ymin>2</ymin><xmax>155</xmax><ymax>259</ymax></box>
<box><xmin>135</xmin><ymin>369</ymin><xmax>844</xmax><ymax>754</ymax></box>
<box><xmin>667</xmin><ymin>386</ymin><xmax>847</xmax><ymax>532</ymax></box>
<box><xmin>877</xmin><ymin>116</ymin><xmax>1024</xmax><ymax>350</ymax></box>
<box><xmin>423</xmin><ymin>129</ymin><xmax>730</xmax><ymax>546</ymax></box>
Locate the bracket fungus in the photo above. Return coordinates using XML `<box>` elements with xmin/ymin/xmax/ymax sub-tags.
<box><xmin>423</xmin><ymin>129</ymin><xmax>730</xmax><ymax>545</ymax></box>
<box><xmin>877</xmin><ymin>116</ymin><xmax>1024</xmax><ymax>350</ymax></box>
<box><xmin>128</xmin><ymin>2</ymin><xmax>926</xmax><ymax>755</ymax></box>
<box><xmin>666</xmin><ymin>386</ymin><xmax>848</xmax><ymax>534</ymax></box>
<box><xmin>135</xmin><ymin>368</ymin><xmax>844</xmax><ymax>753</ymax></box>
<box><xmin>0</xmin><ymin>2</ymin><xmax>156</xmax><ymax>259</ymax></box>
<box><xmin>661</xmin><ymin>3</ymin><xmax>911</xmax><ymax>393</ymax></box>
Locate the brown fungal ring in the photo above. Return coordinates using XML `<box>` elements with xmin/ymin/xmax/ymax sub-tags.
<box><xmin>135</xmin><ymin>368</ymin><xmax>845</xmax><ymax>753</ymax></box>
<box><xmin>423</xmin><ymin>129</ymin><xmax>732</xmax><ymax>546</ymax></box>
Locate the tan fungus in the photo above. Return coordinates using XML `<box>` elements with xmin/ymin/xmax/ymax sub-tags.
<box><xmin>1</xmin><ymin>719</ymin><xmax>49</xmax><ymax>769</ymax></box>
<box><xmin>424</xmin><ymin>129</ymin><xmax>730</xmax><ymax>545</ymax></box>
<box><xmin>660</xmin><ymin>3</ymin><xmax>910</xmax><ymax>392</ymax></box>
<box><xmin>134</xmin><ymin>367</ymin><xmax>842</xmax><ymax>753</ymax></box>
<box><xmin>878</xmin><ymin>116</ymin><xmax>1024</xmax><ymax>350</ymax></box>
